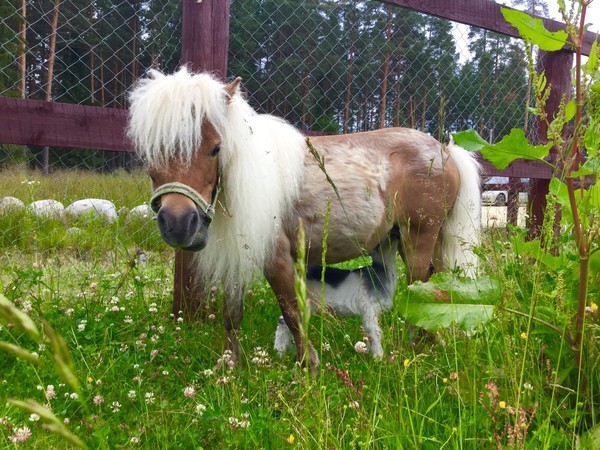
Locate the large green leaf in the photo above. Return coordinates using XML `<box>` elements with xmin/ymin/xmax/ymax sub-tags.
<box><xmin>572</xmin><ymin>158</ymin><xmax>600</xmax><ymax>177</ymax></box>
<box><xmin>480</xmin><ymin>128</ymin><xmax>553</xmax><ymax>170</ymax></box>
<box><xmin>513</xmin><ymin>238</ymin><xmax>564</xmax><ymax>271</ymax></box>
<box><xmin>585</xmin><ymin>40</ymin><xmax>598</xmax><ymax>75</ymax></box>
<box><xmin>501</xmin><ymin>8</ymin><xmax>568</xmax><ymax>51</ymax></box>
<box><xmin>582</xmin><ymin>422</ymin><xmax>600</xmax><ymax>450</ymax></box>
<box><xmin>550</xmin><ymin>177</ymin><xmax>600</xmax><ymax>229</ymax></box>
<box><xmin>401</xmin><ymin>274</ymin><xmax>499</xmax><ymax>331</ymax></box>
<box><xmin>452</xmin><ymin>129</ymin><xmax>488</xmax><ymax>151</ymax></box>
<box><xmin>402</xmin><ymin>303</ymin><xmax>495</xmax><ymax>331</ymax></box>
<box><xmin>584</xmin><ymin>119</ymin><xmax>600</xmax><ymax>158</ymax></box>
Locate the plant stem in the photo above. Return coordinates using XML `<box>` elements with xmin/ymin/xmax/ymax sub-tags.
<box><xmin>564</xmin><ymin>1</ymin><xmax>590</xmax><ymax>372</ymax></box>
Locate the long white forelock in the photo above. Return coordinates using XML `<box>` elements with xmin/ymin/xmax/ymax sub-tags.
<box><xmin>128</xmin><ymin>66</ymin><xmax>306</xmax><ymax>290</ymax></box>
<box><xmin>127</xmin><ymin>67</ymin><xmax>228</xmax><ymax>168</ymax></box>
<box><xmin>195</xmin><ymin>92</ymin><xmax>307</xmax><ymax>290</ymax></box>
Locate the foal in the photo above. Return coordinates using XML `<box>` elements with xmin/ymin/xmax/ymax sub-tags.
<box><xmin>274</xmin><ymin>229</ymin><xmax>400</xmax><ymax>358</ymax></box>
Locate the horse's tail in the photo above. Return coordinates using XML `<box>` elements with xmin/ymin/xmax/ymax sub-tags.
<box><xmin>442</xmin><ymin>143</ymin><xmax>481</xmax><ymax>277</ymax></box>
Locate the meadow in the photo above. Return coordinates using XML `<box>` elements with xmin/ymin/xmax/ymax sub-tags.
<box><xmin>0</xmin><ymin>168</ymin><xmax>598</xmax><ymax>449</ymax></box>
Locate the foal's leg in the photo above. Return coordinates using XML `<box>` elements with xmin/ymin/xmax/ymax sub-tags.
<box><xmin>223</xmin><ymin>287</ymin><xmax>244</xmax><ymax>365</ymax></box>
<box><xmin>359</xmin><ymin>303</ymin><xmax>384</xmax><ymax>358</ymax></box>
<box><xmin>264</xmin><ymin>234</ymin><xmax>319</xmax><ymax>371</ymax></box>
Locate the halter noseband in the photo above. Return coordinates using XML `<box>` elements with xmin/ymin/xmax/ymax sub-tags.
<box><xmin>150</xmin><ymin>179</ymin><xmax>221</xmax><ymax>225</ymax></box>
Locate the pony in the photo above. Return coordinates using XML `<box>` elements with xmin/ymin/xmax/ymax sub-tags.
<box><xmin>127</xmin><ymin>67</ymin><xmax>481</xmax><ymax>370</ymax></box>
<box><xmin>274</xmin><ymin>228</ymin><xmax>400</xmax><ymax>358</ymax></box>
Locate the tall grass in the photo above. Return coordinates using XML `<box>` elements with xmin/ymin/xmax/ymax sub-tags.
<box><xmin>0</xmin><ymin>168</ymin><xmax>167</xmax><ymax>263</ymax></box>
<box><xmin>0</xmin><ymin>169</ymin><xmax>598</xmax><ymax>448</ymax></box>
<box><xmin>0</xmin><ymin>167</ymin><xmax>150</xmax><ymax>208</ymax></box>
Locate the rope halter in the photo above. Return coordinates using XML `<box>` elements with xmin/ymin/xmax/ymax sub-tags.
<box><xmin>150</xmin><ymin>179</ymin><xmax>220</xmax><ymax>225</ymax></box>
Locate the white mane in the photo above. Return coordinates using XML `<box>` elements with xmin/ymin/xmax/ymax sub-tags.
<box><xmin>128</xmin><ymin>67</ymin><xmax>307</xmax><ymax>290</ymax></box>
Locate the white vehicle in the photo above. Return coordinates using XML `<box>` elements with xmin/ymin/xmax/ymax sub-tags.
<box><xmin>482</xmin><ymin>189</ymin><xmax>508</xmax><ymax>206</ymax></box>
<box><xmin>482</xmin><ymin>177</ymin><xmax>528</xmax><ymax>206</ymax></box>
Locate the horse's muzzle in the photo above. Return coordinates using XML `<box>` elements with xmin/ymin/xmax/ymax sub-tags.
<box><xmin>156</xmin><ymin>206</ymin><xmax>209</xmax><ymax>251</ymax></box>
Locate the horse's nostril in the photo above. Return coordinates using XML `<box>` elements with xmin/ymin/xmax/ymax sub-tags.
<box><xmin>187</xmin><ymin>209</ymin><xmax>199</xmax><ymax>232</ymax></box>
<box><xmin>157</xmin><ymin>209</ymin><xmax>168</xmax><ymax>229</ymax></box>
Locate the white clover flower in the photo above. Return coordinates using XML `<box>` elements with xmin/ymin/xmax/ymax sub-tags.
<box><xmin>183</xmin><ymin>386</ymin><xmax>196</xmax><ymax>398</ymax></box>
<box><xmin>144</xmin><ymin>392</ymin><xmax>155</xmax><ymax>404</ymax></box>
<box><xmin>354</xmin><ymin>341</ymin><xmax>368</xmax><ymax>354</ymax></box>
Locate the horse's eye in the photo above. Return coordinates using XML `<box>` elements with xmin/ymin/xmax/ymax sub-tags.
<box><xmin>210</xmin><ymin>144</ymin><xmax>221</xmax><ymax>158</ymax></box>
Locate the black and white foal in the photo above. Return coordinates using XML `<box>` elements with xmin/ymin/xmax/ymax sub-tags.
<box><xmin>274</xmin><ymin>230</ymin><xmax>400</xmax><ymax>358</ymax></box>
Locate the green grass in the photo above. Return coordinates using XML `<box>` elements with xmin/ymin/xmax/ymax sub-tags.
<box><xmin>0</xmin><ymin>170</ymin><xmax>598</xmax><ymax>448</ymax></box>
<box><xmin>0</xmin><ymin>168</ymin><xmax>168</xmax><ymax>263</ymax></box>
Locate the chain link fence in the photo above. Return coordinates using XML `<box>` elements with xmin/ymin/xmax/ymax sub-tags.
<box><xmin>0</xmin><ymin>0</ymin><xmax>182</xmax><ymax>264</ymax></box>
<box><xmin>229</xmin><ymin>0</ymin><xmax>531</xmax><ymax>141</ymax></box>
<box><xmin>0</xmin><ymin>0</ymin><xmax>532</xmax><ymax>263</ymax></box>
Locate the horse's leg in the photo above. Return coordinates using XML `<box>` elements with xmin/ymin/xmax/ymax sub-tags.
<box><xmin>265</xmin><ymin>234</ymin><xmax>319</xmax><ymax>371</ymax></box>
<box><xmin>402</xmin><ymin>224</ymin><xmax>440</xmax><ymax>283</ymax></box>
<box><xmin>223</xmin><ymin>287</ymin><xmax>244</xmax><ymax>365</ymax></box>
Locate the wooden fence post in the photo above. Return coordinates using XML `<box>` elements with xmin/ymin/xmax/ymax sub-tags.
<box><xmin>174</xmin><ymin>0</ymin><xmax>230</xmax><ymax>320</ymax></box>
<box><xmin>527</xmin><ymin>49</ymin><xmax>572</xmax><ymax>238</ymax></box>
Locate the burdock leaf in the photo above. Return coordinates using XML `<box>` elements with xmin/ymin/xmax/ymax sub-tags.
<box><xmin>502</xmin><ymin>8</ymin><xmax>568</xmax><ymax>51</ymax></box>
<box><xmin>401</xmin><ymin>273</ymin><xmax>499</xmax><ymax>331</ymax></box>
<box><xmin>452</xmin><ymin>129</ymin><xmax>489</xmax><ymax>151</ymax></box>
<box><xmin>402</xmin><ymin>303</ymin><xmax>495</xmax><ymax>331</ymax></box>
<box><xmin>480</xmin><ymin>128</ymin><xmax>552</xmax><ymax>170</ymax></box>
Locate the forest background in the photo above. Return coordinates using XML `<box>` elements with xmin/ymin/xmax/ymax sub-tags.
<box><xmin>0</xmin><ymin>0</ymin><xmax>567</xmax><ymax>172</ymax></box>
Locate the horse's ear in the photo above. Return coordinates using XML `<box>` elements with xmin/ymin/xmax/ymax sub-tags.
<box><xmin>224</xmin><ymin>77</ymin><xmax>242</xmax><ymax>102</ymax></box>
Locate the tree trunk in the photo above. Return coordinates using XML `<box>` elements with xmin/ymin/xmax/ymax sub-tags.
<box><xmin>112</xmin><ymin>58</ymin><xmax>120</xmax><ymax>108</ymax></box>
<box><xmin>131</xmin><ymin>0</ymin><xmax>139</xmax><ymax>82</ymax></box>
<box><xmin>420</xmin><ymin>94</ymin><xmax>427</xmax><ymax>130</ymax></box>
<box><xmin>99</xmin><ymin>48</ymin><xmax>105</xmax><ymax>106</ymax></box>
<box><xmin>42</xmin><ymin>0</ymin><xmax>60</xmax><ymax>176</ymax></box>
<box><xmin>19</xmin><ymin>0</ymin><xmax>26</xmax><ymax>99</ymax></box>
<box><xmin>301</xmin><ymin>69</ymin><xmax>309</xmax><ymax>129</ymax></box>
<box><xmin>394</xmin><ymin>54</ymin><xmax>402</xmax><ymax>127</ymax></box>
<box><xmin>344</xmin><ymin>46</ymin><xmax>354</xmax><ymax>133</ymax></box>
<box><xmin>378</xmin><ymin>6</ymin><xmax>393</xmax><ymax>129</ymax></box>
<box><xmin>88</xmin><ymin>5</ymin><xmax>95</xmax><ymax>104</ymax></box>
<box><xmin>362</xmin><ymin>97</ymin><xmax>368</xmax><ymax>131</ymax></box>
<box><xmin>478</xmin><ymin>30</ymin><xmax>488</xmax><ymax>139</ymax></box>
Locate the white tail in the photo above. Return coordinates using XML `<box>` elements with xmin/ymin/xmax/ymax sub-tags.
<box><xmin>442</xmin><ymin>144</ymin><xmax>481</xmax><ymax>277</ymax></box>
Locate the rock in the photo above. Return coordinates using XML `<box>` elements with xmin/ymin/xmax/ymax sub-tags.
<box><xmin>28</xmin><ymin>199</ymin><xmax>64</xmax><ymax>218</ymax></box>
<box><xmin>0</xmin><ymin>196</ymin><xmax>25</xmax><ymax>214</ymax></box>
<box><xmin>65</xmin><ymin>199</ymin><xmax>118</xmax><ymax>223</ymax></box>
<box><xmin>127</xmin><ymin>204</ymin><xmax>154</xmax><ymax>221</ymax></box>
